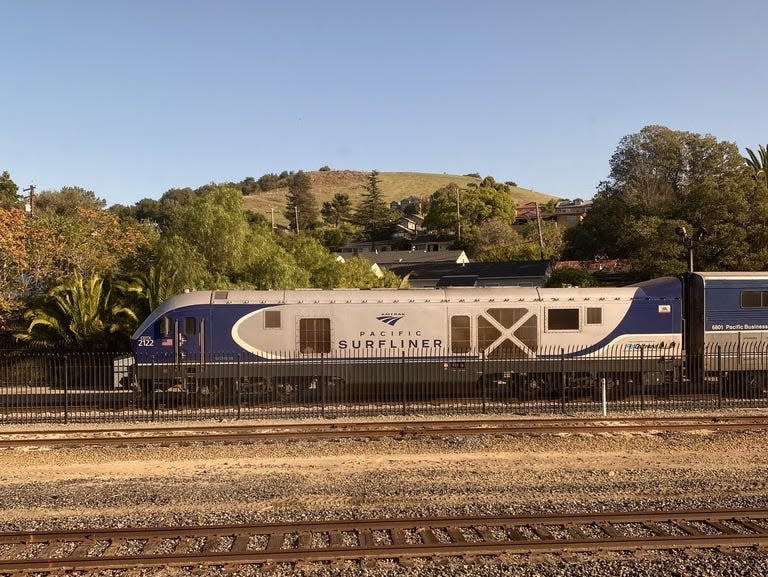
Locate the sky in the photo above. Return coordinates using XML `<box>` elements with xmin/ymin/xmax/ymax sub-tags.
<box><xmin>2</xmin><ymin>0</ymin><xmax>766</xmax><ymax>208</ymax></box>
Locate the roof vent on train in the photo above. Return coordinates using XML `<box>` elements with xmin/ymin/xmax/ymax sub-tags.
<box><xmin>213</xmin><ymin>291</ymin><xmax>229</xmax><ymax>301</ymax></box>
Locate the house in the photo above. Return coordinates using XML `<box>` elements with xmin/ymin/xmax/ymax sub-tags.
<box><xmin>553</xmin><ymin>198</ymin><xmax>592</xmax><ymax>228</ymax></box>
<box><xmin>515</xmin><ymin>199</ymin><xmax>592</xmax><ymax>229</ymax></box>
<box><xmin>361</xmin><ymin>249</ymin><xmax>469</xmax><ymax>269</ymax></box>
<box><xmin>386</xmin><ymin>260</ymin><xmax>553</xmax><ymax>288</ymax></box>
<box><xmin>392</xmin><ymin>213</ymin><xmax>425</xmax><ymax>241</ymax></box>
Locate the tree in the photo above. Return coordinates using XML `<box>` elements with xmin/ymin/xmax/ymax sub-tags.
<box><xmin>469</xmin><ymin>218</ymin><xmax>563</xmax><ymax>262</ymax></box>
<box><xmin>321</xmin><ymin>193</ymin><xmax>352</xmax><ymax>227</ymax></box>
<box><xmin>424</xmin><ymin>180</ymin><xmax>517</xmax><ymax>243</ymax></box>
<box><xmin>0</xmin><ymin>171</ymin><xmax>19</xmax><ymax>207</ymax></box>
<box><xmin>283</xmin><ymin>171</ymin><xmax>318</xmax><ymax>232</ymax></box>
<box><xmin>15</xmin><ymin>273</ymin><xmax>136</xmax><ymax>350</ymax></box>
<box><xmin>745</xmin><ymin>144</ymin><xmax>768</xmax><ymax>188</ymax></box>
<box><xmin>166</xmin><ymin>184</ymin><xmax>251</xmax><ymax>278</ymax></box>
<box><xmin>0</xmin><ymin>207</ymin><xmax>28</xmax><ymax>330</ymax></box>
<box><xmin>545</xmin><ymin>267</ymin><xmax>598</xmax><ymax>288</ymax></box>
<box><xmin>565</xmin><ymin>125</ymin><xmax>760</xmax><ymax>276</ymax></box>
<box><xmin>353</xmin><ymin>170</ymin><xmax>394</xmax><ymax>247</ymax></box>
<box><xmin>34</xmin><ymin>186</ymin><xmax>106</xmax><ymax>216</ymax></box>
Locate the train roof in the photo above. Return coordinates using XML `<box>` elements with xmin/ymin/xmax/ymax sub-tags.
<box><xmin>146</xmin><ymin>284</ymin><xmax>672</xmax><ymax>310</ymax></box>
<box><xmin>690</xmin><ymin>271</ymin><xmax>768</xmax><ymax>281</ymax></box>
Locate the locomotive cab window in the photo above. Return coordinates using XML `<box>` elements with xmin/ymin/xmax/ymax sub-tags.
<box><xmin>741</xmin><ymin>291</ymin><xmax>768</xmax><ymax>308</ymax></box>
<box><xmin>184</xmin><ymin>316</ymin><xmax>197</xmax><ymax>335</ymax></box>
<box><xmin>264</xmin><ymin>310</ymin><xmax>281</xmax><ymax>329</ymax></box>
<box><xmin>547</xmin><ymin>308</ymin><xmax>579</xmax><ymax>331</ymax></box>
<box><xmin>299</xmin><ymin>318</ymin><xmax>331</xmax><ymax>353</ymax></box>
<box><xmin>159</xmin><ymin>316</ymin><xmax>172</xmax><ymax>337</ymax></box>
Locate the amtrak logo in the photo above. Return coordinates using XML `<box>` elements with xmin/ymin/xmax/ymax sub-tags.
<box><xmin>376</xmin><ymin>313</ymin><xmax>405</xmax><ymax>326</ymax></box>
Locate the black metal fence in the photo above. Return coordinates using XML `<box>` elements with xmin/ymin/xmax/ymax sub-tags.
<box><xmin>1</xmin><ymin>344</ymin><xmax>767</xmax><ymax>424</ymax></box>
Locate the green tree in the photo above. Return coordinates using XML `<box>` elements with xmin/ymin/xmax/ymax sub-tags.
<box><xmin>545</xmin><ymin>267</ymin><xmax>598</xmax><ymax>288</ymax></box>
<box><xmin>321</xmin><ymin>192</ymin><xmax>352</xmax><ymax>227</ymax></box>
<box><xmin>166</xmin><ymin>184</ymin><xmax>251</xmax><ymax>278</ymax></box>
<box><xmin>283</xmin><ymin>171</ymin><xmax>318</xmax><ymax>232</ymax></box>
<box><xmin>469</xmin><ymin>218</ymin><xmax>562</xmax><ymax>262</ymax></box>
<box><xmin>424</xmin><ymin>180</ymin><xmax>517</xmax><ymax>243</ymax></box>
<box><xmin>565</xmin><ymin>125</ymin><xmax>760</xmax><ymax>276</ymax></box>
<box><xmin>353</xmin><ymin>170</ymin><xmax>395</xmax><ymax>247</ymax></box>
<box><xmin>34</xmin><ymin>186</ymin><xmax>106</xmax><ymax>216</ymax></box>
<box><xmin>15</xmin><ymin>273</ymin><xmax>136</xmax><ymax>350</ymax></box>
<box><xmin>0</xmin><ymin>171</ymin><xmax>19</xmax><ymax>207</ymax></box>
<box><xmin>288</xmin><ymin>236</ymin><xmax>345</xmax><ymax>288</ymax></box>
<box><xmin>745</xmin><ymin>144</ymin><xmax>768</xmax><ymax>188</ymax></box>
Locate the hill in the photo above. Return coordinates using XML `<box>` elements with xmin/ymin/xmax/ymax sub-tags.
<box><xmin>242</xmin><ymin>170</ymin><xmax>556</xmax><ymax>226</ymax></box>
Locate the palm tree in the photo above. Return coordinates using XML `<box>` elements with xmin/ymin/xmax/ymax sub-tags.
<box><xmin>745</xmin><ymin>145</ymin><xmax>768</xmax><ymax>188</ymax></box>
<box><xmin>16</xmin><ymin>273</ymin><xmax>137</xmax><ymax>349</ymax></box>
<box><xmin>116</xmin><ymin>264</ymin><xmax>178</xmax><ymax>323</ymax></box>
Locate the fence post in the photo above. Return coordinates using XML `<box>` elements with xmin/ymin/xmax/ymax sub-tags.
<box><xmin>63</xmin><ymin>354</ymin><xmax>69</xmax><ymax>425</ymax></box>
<box><xmin>320</xmin><ymin>353</ymin><xmax>325</xmax><ymax>418</ymax></box>
<box><xmin>560</xmin><ymin>348</ymin><xmax>566</xmax><ymax>413</ymax></box>
<box><xmin>717</xmin><ymin>345</ymin><xmax>722</xmax><ymax>410</ymax></box>
<box><xmin>151</xmin><ymin>356</ymin><xmax>156</xmax><ymax>422</ymax></box>
<box><xmin>639</xmin><ymin>347</ymin><xmax>645</xmax><ymax>411</ymax></box>
<box><xmin>481</xmin><ymin>350</ymin><xmax>487</xmax><ymax>415</ymax></box>
<box><xmin>401</xmin><ymin>351</ymin><xmax>406</xmax><ymax>416</ymax></box>
<box><xmin>237</xmin><ymin>354</ymin><xmax>241</xmax><ymax>419</ymax></box>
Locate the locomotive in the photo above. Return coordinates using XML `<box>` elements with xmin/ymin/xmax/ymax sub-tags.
<box><xmin>129</xmin><ymin>272</ymin><xmax>768</xmax><ymax>402</ymax></box>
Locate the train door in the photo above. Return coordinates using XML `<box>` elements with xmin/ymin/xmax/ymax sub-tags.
<box><xmin>161</xmin><ymin>311</ymin><xmax>207</xmax><ymax>391</ymax></box>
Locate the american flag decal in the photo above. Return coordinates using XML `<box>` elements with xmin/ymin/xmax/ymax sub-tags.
<box><xmin>376</xmin><ymin>315</ymin><xmax>404</xmax><ymax>326</ymax></box>
<box><xmin>161</xmin><ymin>338</ymin><xmax>173</xmax><ymax>346</ymax></box>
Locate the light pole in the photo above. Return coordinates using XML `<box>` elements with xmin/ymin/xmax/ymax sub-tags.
<box><xmin>675</xmin><ymin>226</ymin><xmax>708</xmax><ymax>272</ymax></box>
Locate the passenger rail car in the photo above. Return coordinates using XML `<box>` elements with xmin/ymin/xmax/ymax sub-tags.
<box><xmin>129</xmin><ymin>272</ymin><xmax>768</xmax><ymax>402</ymax></box>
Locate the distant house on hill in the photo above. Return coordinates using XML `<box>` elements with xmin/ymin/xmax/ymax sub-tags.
<box><xmin>515</xmin><ymin>199</ymin><xmax>592</xmax><ymax>229</ymax></box>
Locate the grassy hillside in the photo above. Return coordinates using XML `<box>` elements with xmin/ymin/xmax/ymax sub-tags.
<box><xmin>243</xmin><ymin>170</ymin><xmax>556</xmax><ymax>226</ymax></box>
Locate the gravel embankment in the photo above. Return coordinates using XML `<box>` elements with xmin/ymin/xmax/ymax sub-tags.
<box><xmin>2</xmin><ymin>411</ymin><xmax>768</xmax><ymax>575</ymax></box>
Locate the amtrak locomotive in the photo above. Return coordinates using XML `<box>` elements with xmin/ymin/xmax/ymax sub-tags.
<box><xmin>129</xmin><ymin>272</ymin><xmax>768</xmax><ymax>401</ymax></box>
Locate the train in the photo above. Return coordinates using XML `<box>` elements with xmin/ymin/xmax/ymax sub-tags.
<box><xmin>129</xmin><ymin>272</ymin><xmax>768</xmax><ymax>402</ymax></box>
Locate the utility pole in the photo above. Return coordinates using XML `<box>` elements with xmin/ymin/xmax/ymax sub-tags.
<box><xmin>456</xmin><ymin>188</ymin><xmax>461</xmax><ymax>242</ymax></box>
<box><xmin>22</xmin><ymin>184</ymin><xmax>36</xmax><ymax>214</ymax></box>
<box><xmin>535</xmin><ymin>202</ymin><xmax>545</xmax><ymax>260</ymax></box>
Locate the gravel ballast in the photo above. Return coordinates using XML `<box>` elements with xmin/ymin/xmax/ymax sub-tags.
<box><xmin>2</xmin><ymin>411</ymin><xmax>768</xmax><ymax>576</ymax></box>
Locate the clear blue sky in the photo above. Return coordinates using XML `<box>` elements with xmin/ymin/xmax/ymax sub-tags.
<box><xmin>2</xmin><ymin>0</ymin><xmax>766</xmax><ymax>207</ymax></box>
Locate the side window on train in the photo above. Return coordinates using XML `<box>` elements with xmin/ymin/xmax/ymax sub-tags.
<box><xmin>586</xmin><ymin>307</ymin><xmax>602</xmax><ymax>325</ymax></box>
<box><xmin>450</xmin><ymin>315</ymin><xmax>471</xmax><ymax>353</ymax></box>
<box><xmin>184</xmin><ymin>316</ymin><xmax>197</xmax><ymax>335</ymax></box>
<box><xmin>264</xmin><ymin>310</ymin><xmax>281</xmax><ymax>329</ymax></box>
<box><xmin>741</xmin><ymin>291</ymin><xmax>768</xmax><ymax>308</ymax></box>
<box><xmin>546</xmin><ymin>308</ymin><xmax>579</xmax><ymax>331</ymax></box>
<box><xmin>299</xmin><ymin>318</ymin><xmax>331</xmax><ymax>353</ymax></box>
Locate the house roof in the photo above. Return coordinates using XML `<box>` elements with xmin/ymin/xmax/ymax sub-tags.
<box><xmin>388</xmin><ymin>260</ymin><xmax>552</xmax><ymax>286</ymax></box>
<box><xmin>360</xmin><ymin>249</ymin><xmax>468</xmax><ymax>266</ymax></box>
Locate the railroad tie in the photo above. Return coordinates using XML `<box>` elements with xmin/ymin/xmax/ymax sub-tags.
<box><xmin>230</xmin><ymin>533</ymin><xmax>252</xmax><ymax>553</ymax></box>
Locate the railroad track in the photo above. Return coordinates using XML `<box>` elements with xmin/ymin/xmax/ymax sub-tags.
<box><xmin>0</xmin><ymin>415</ymin><xmax>766</xmax><ymax>448</ymax></box>
<box><xmin>1</xmin><ymin>509</ymin><xmax>767</xmax><ymax>572</ymax></box>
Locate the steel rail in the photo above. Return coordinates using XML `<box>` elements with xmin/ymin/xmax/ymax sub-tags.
<box><xmin>2</xmin><ymin>509</ymin><xmax>768</xmax><ymax>572</ymax></box>
<box><xmin>0</xmin><ymin>416</ymin><xmax>767</xmax><ymax>448</ymax></box>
